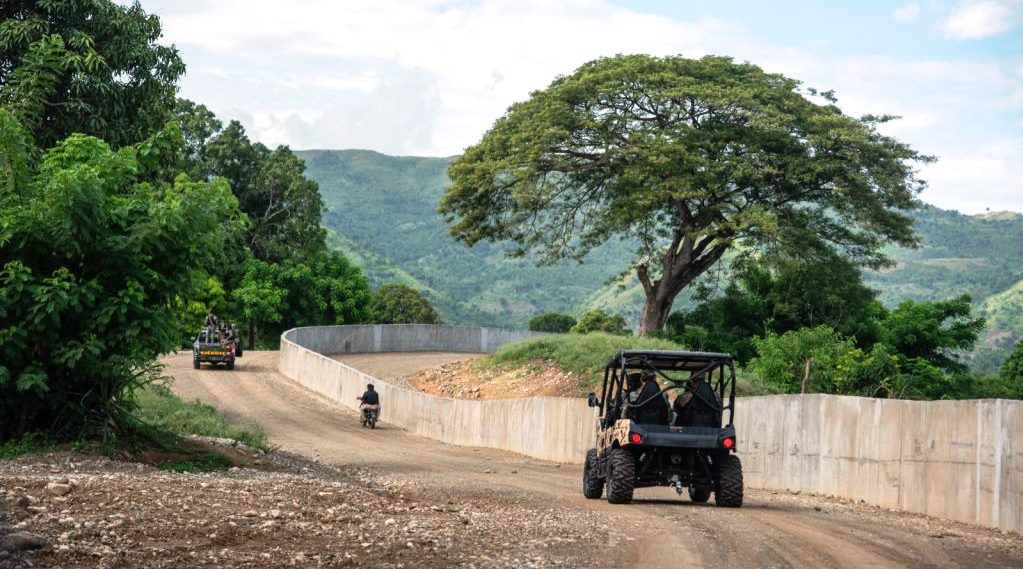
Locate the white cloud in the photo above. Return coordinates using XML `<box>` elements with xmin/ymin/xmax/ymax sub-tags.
<box><xmin>922</xmin><ymin>138</ymin><xmax>1023</xmax><ymax>213</ymax></box>
<box><xmin>893</xmin><ymin>3</ymin><xmax>921</xmax><ymax>21</ymax></box>
<box><xmin>942</xmin><ymin>0</ymin><xmax>1021</xmax><ymax>39</ymax></box>
<box><xmin>135</xmin><ymin>0</ymin><xmax>1023</xmax><ymax>213</ymax></box>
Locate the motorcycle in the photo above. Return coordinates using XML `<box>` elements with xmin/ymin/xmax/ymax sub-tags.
<box><xmin>360</xmin><ymin>403</ymin><xmax>380</xmax><ymax>429</ymax></box>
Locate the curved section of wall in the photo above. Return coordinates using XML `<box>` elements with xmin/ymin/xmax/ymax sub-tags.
<box><xmin>277</xmin><ymin>325</ymin><xmax>595</xmax><ymax>464</ymax></box>
<box><xmin>278</xmin><ymin>324</ymin><xmax>1021</xmax><ymax>533</ymax></box>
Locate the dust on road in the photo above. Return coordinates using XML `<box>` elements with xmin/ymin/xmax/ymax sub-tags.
<box><xmin>169</xmin><ymin>351</ymin><xmax>1023</xmax><ymax>568</ymax></box>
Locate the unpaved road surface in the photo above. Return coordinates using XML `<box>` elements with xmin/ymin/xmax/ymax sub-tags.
<box><xmin>167</xmin><ymin>351</ymin><xmax>1022</xmax><ymax>568</ymax></box>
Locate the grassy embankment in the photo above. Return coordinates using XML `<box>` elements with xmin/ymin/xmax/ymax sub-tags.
<box><xmin>0</xmin><ymin>385</ymin><xmax>268</xmax><ymax>473</ymax></box>
<box><xmin>483</xmin><ymin>333</ymin><xmax>779</xmax><ymax>396</ymax></box>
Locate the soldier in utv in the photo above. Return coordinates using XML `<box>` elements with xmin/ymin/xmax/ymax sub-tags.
<box><xmin>673</xmin><ymin>371</ymin><xmax>721</xmax><ymax>428</ymax></box>
<box><xmin>624</xmin><ymin>370</ymin><xmax>671</xmax><ymax>425</ymax></box>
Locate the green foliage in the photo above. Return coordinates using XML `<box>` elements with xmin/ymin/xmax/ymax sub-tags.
<box><xmin>665</xmin><ymin>250</ymin><xmax>886</xmax><ymax>364</ymax></box>
<box><xmin>371</xmin><ymin>283</ymin><xmax>440</xmax><ymax>324</ymax></box>
<box><xmin>158</xmin><ymin>453</ymin><xmax>233</xmax><ymax>473</ymax></box>
<box><xmin>879</xmin><ymin>295</ymin><xmax>984</xmax><ymax>374</ymax></box>
<box><xmin>528</xmin><ymin>312</ymin><xmax>577</xmax><ymax>333</ymax></box>
<box><xmin>0</xmin><ymin>0</ymin><xmax>185</xmax><ymax>148</ymax></box>
<box><xmin>133</xmin><ymin>385</ymin><xmax>267</xmax><ymax>451</ymax></box>
<box><xmin>0</xmin><ymin>432</ymin><xmax>57</xmax><ymax>459</ymax></box>
<box><xmin>0</xmin><ymin>109</ymin><xmax>245</xmax><ymax>442</ymax></box>
<box><xmin>571</xmin><ymin>310</ymin><xmax>629</xmax><ymax>335</ymax></box>
<box><xmin>184</xmin><ymin>115</ymin><xmax>326</xmax><ymax>264</ymax></box>
<box><xmin>441</xmin><ymin>54</ymin><xmax>927</xmax><ymax>333</ymax></box>
<box><xmin>1000</xmin><ymin>340</ymin><xmax>1023</xmax><ymax>386</ymax></box>
<box><xmin>488</xmin><ymin>332</ymin><xmax>682</xmax><ymax>392</ymax></box>
<box><xmin>236</xmin><ymin>249</ymin><xmax>373</xmax><ymax>346</ymax></box>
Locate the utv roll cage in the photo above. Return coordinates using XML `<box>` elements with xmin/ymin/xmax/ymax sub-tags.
<box><xmin>593</xmin><ymin>350</ymin><xmax>737</xmax><ymax>428</ymax></box>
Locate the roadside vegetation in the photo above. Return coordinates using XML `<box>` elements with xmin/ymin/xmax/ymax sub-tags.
<box><xmin>484</xmin><ymin>333</ymin><xmax>779</xmax><ymax>396</ymax></box>
<box><xmin>0</xmin><ymin>0</ymin><xmax>435</xmax><ymax>454</ymax></box>
<box><xmin>133</xmin><ymin>385</ymin><xmax>268</xmax><ymax>451</ymax></box>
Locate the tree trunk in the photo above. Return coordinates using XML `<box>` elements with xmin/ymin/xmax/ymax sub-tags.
<box><xmin>636</xmin><ymin>233</ymin><xmax>730</xmax><ymax>336</ymax></box>
<box><xmin>638</xmin><ymin>288</ymin><xmax>676</xmax><ymax>336</ymax></box>
<box><xmin>248</xmin><ymin>318</ymin><xmax>257</xmax><ymax>350</ymax></box>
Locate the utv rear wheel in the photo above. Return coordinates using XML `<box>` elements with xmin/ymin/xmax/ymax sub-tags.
<box><xmin>226</xmin><ymin>360</ymin><xmax>235</xmax><ymax>370</ymax></box>
<box><xmin>606</xmin><ymin>448</ymin><xmax>635</xmax><ymax>504</ymax></box>
<box><xmin>193</xmin><ymin>360</ymin><xmax>200</xmax><ymax>370</ymax></box>
<box><xmin>714</xmin><ymin>454</ymin><xmax>743</xmax><ymax>508</ymax></box>
<box><xmin>583</xmin><ymin>449</ymin><xmax>604</xmax><ymax>499</ymax></box>
<box><xmin>689</xmin><ymin>486</ymin><xmax>711</xmax><ymax>503</ymax></box>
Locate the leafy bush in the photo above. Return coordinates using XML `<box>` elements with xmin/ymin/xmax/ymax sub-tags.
<box><xmin>372</xmin><ymin>283</ymin><xmax>441</xmax><ymax>324</ymax></box>
<box><xmin>528</xmin><ymin>312</ymin><xmax>576</xmax><ymax>333</ymax></box>
<box><xmin>570</xmin><ymin>310</ymin><xmax>629</xmax><ymax>335</ymax></box>
<box><xmin>0</xmin><ymin>112</ymin><xmax>244</xmax><ymax>443</ymax></box>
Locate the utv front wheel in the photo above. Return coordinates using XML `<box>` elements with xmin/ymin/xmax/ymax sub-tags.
<box><xmin>714</xmin><ymin>454</ymin><xmax>744</xmax><ymax>508</ymax></box>
<box><xmin>606</xmin><ymin>448</ymin><xmax>635</xmax><ymax>504</ymax></box>
<box><xmin>583</xmin><ymin>449</ymin><xmax>604</xmax><ymax>499</ymax></box>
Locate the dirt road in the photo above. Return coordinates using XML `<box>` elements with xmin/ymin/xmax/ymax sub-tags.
<box><xmin>170</xmin><ymin>351</ymin><xmax>1023</xmax><ymax>568</ymax></box>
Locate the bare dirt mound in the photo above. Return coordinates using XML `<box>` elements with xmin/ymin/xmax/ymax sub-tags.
<box><xmin>407</xmin><ymin>358</ymin><xmax>583</xmax><ymax>399</ymax></box>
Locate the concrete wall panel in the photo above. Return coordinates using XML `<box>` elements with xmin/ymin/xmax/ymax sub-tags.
<box><xmin>278</xmin><ymin>325</ymin><xmax>1022</xmax><ymax>533</ymax></box>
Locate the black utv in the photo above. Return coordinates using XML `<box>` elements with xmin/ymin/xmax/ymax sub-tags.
<box><xmin>583</xmin><ymin>350</ymin><xmax>743</xmax><ymax>507</ymax></box>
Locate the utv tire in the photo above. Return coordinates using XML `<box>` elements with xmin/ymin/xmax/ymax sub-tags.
<box><xmin>193</xmin><ymin>360</ymin><xmax>200</xmax><ymax>370</ymax></box>
<box><xmin>689</xmin><ymin>486</ymin><xmax>711</xmax><ymax>503</ymax></box>
<box><xmin>714</xmin><ymin>454</ymin><xmax>744</xmax><ymax>508</ymax></box>
<box><xmin>226</xmin><ymin>360</ymin><xmax>235</xmax><ymax>370</ymax></box>
<box><xmin>583</xmin><ymin>449</ymin><xmax>604</xmax><ymax>499</ymax></box>
<box><xmin>606</xmin><ymin>448</ymin><xmax>635</xmax><ymax>504</ymax></box>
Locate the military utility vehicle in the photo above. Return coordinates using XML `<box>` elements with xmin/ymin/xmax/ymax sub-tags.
<box><xmin>583</xmin><ymin>350</ymin><xmax>743</xmax><ymax>506</ymax></box>
<box><xmin>192</xmin><ymin>328</ymin><xmax>236</xmax><ymax>370</ymax></box>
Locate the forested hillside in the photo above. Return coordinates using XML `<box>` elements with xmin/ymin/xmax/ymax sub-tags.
<box><xmin>301</xmin><ymin>149</ymin><xmax>1023</xmax><ymax>370</ymax></box>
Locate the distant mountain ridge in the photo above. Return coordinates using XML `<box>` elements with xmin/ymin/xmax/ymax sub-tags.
<box><xmin>298</xmin><ymin>149</ymin><xmax>1023</xmax><ymax>372</ymax></box>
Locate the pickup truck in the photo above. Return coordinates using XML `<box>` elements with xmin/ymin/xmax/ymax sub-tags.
<box><xmin>192</xmin><ymin>329</ymin><xmax>235</xmax><ymax>370</ymax></box>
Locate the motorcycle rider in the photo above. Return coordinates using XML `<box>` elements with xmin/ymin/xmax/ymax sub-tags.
<box><xmin>357</xmin><ymin>384</ymin><xmax>380</xmax><ymax>425</ymax></box>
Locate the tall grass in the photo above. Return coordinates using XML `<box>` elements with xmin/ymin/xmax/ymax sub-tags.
<box><xmin>486</xmin><ymin>332</ymin><xmax>782</xmax><ymax>396</ymax></box>
<box><xmin>133</xmin><ymin>386</ymin><xmax>268</xmax><ymax>451</ymax></box>
<box><xmin>485</xmin><ymin>333</ymin><xmax>683</xmax><ymax>393</ymax></box>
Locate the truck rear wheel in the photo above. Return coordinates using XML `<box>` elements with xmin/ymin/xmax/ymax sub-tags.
<box><xmin>583</xmin><ymin>449</ymin><xmax>604</xmax><ymax>499</ymax></box>
<box><xmin>606</xmin><ymin>448</ymin><xmax>635</xmax><ymax>504</ymax></box>
<box><xmin>714</xmin><ymin>454</ymin><xmax>743</xmax><ymax>508</ymax></box>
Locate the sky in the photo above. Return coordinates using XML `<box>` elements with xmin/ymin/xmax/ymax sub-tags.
<box><xmin>133</xmin><ymin>0</ymin><xmax>1022</xmax><ymax>213</ymax></box>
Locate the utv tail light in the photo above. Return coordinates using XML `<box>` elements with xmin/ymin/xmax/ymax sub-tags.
<box><xmin>722</xmin><ymin>437</ymin><xmax>735</xmax><ymax>449</ymax></box>
<box><xmin>629</xmin><ymin>433</ymin><xmax>643</xmax><ymax>444</ymax></box>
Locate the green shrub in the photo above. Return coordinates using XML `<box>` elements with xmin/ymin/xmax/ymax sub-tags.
<box><xmin>0</xmin><ymin>113</ymin><xmax>246</xmax><ymax>443</ymax></box>
<box><xmin>570</xmin><ymin>310</ymin><xmax>630</xmax><ymax>335</ymax></box>
<box><xmin>528</xmin><ymin>312</ymin><xmax>576</xmax><ymax>333</ymax></box>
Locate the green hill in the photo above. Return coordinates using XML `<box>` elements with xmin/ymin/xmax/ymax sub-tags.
<box><xmin>299</xmin><ymin>150</ymin><xmax>1023</xmax><ymax>370</ymax></box>
<box><xmin>302</xmin><ymin>149</ymin><xmax>634</xmax><ymax>328</ymax></box>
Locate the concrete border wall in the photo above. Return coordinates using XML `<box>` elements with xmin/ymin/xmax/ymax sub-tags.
<box><xmin>278</xmin><ymin>324</ymin><xmax>1022</xmax><ymax>533</ymax></box>
<box><xmin>277</xmin><ymin>325</ymin><xmax>595</xmax><ymax>463</ymax></box>
<box><xmin>735</xmin><ymin>395</ymin><xmax>1022</xmax><ymax>533</ymax></box>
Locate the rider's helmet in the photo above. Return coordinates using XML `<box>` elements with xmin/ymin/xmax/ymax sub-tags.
<box><xmin>366</xmin><ymin>383</ymin><xmax>375</xmax><ymax>391</ymax></box>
